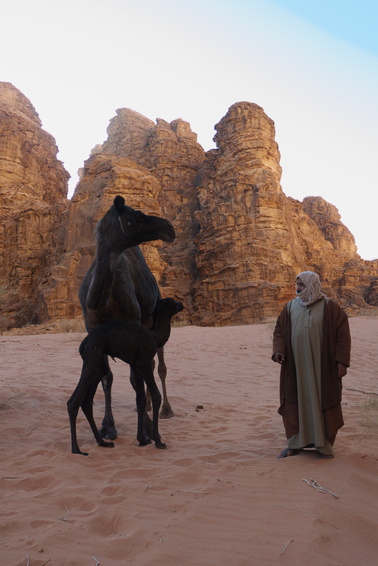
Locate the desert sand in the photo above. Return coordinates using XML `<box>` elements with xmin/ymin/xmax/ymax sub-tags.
<box><xmin>1</xmin><ymin>316</ymin><xmax>377</xmax><ymax>566</ymax></box>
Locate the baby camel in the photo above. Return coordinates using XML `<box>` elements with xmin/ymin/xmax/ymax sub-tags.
<box><xmin>67</xmin><ymin>298</ymin><xmax>184</xmax><ymax>455</ymax></box>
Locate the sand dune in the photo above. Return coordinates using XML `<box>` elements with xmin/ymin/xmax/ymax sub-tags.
<box><xmin>1</xmin><ymin>317</ymin><xmax>377</xmax><ymax>565</ymax></box>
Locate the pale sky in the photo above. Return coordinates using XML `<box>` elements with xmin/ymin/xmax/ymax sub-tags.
<box><xmin>2</xmin><ymin>0</ymin><xmax>377</xmax><ymax>259</ymax></box>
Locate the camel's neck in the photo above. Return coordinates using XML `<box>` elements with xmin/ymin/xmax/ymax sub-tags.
<box><xmin>86</xmin><ymin>250</ymin><xmax>120</xmax><ymax>311</ymax></box>
<box><xmin>151</xmin><ymin>316</ymin><xmax>172</xmax><ymax>349</ymax></box>
<box><xmin>96</xmin><ymin>238</ymin><xmax>124</xmax><ymax>260</ymax></box>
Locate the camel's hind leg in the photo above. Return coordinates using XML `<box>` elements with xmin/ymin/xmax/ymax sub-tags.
<box><xmin>68</xmin><ymin>367</ymin><xmax>114</xmax><ymax>455</ymax></box>
<box><xmin>99</xmin><ymin>355</ymin><xmax>118</xmax><ymax>441</ymax></box>
<box><xmin>67</xmin><ymin>386</ymin><xmax>86</xmax><ymax>455</ymax></box>
<box><xmin>156</xmin><ymin>346</ymin><xmax>174</xmax><ymax>419</ymax></box>
<box><xmin>81</xmin><ymin>380</ymin><xmax>115</xmax><ymax>450</ymax></box>
<box><xmin>67</xmin><ymin>371</ymin><xmax>99</xmax><ymax>456</ymax></box>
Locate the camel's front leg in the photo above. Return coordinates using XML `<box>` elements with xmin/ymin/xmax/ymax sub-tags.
<box><xmin>156</xmin><ymin>346</ymin><xmax>174</xmax><ymax>419</ymax></box>
<box><xmin>99</xmin><ymin>355</ymin><xmax>118</xmax><ymax>440</ymax></box>
<box><xmin>133</xmin><ymin>365</ymin><xmax>152</xmax><ymax>446</ymax></box>
<box><xmin>144</xmin><ymin>365</ymin><xmax>166</xmax><ymax>449</ymax></box>
<box><xmin>131</xmin><ymin>365</ymin><xmax>153</xmax><ymax>441</ymax></box>
<box><xmin>145</xmin><ymin>360</ymin><xmax>154</xmax><ymax>412</ymax></box>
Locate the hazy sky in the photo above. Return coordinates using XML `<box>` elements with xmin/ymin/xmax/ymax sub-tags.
<box><xmin>2</xmin><ymin>0</ymin><xmax>377</xmax><ymax>259</ymax></box>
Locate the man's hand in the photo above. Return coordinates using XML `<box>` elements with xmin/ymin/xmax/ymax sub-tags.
<box><xmin>273</xmin><ymin>353</ymin><xmax>285</xmax><ymax>364</ymax></box>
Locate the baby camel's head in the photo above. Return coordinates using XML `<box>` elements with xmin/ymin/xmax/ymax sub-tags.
<box><xmin>158</xmin><ymin>298</ymin><xmax>184</xmax><ymax>318</ymax></box>
<box><xmin>152</xmin><ymin>299</ymin><xmax>184</xmax><ymax>340</ymax></box>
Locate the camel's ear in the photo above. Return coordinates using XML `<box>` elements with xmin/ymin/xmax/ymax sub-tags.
<box><xmin>114</xmin><ymin>195</ymin><xmax>125</xmax><ymax>213</ymax></box>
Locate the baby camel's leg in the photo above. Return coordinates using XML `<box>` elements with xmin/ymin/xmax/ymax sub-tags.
<box><xmin>143</xmin><ymin>364</ymin><xmax>166</xmax><ymax>449</ymax></box>
<box><xmin>132</xmin><ymin>364</ymin><xmax>152</xmax><ymax>447</ymax></box>
<box><xmin>67</xmin><ymin>388</ymin><xmax>84</xmax><ymax>455</ymax></box>
<box><xmin>156</xmin><ymin>346</ymin><xmax>174</xmax><ymax>419</ymax></box>
<box><xmin>67</xmin><ymin>371</ymin><xmax>94</xmax><ymax>456</ymax></box>
<box><xmin>99</xmin><ymin>355</ymin><xmax>118</xmax><ymax>441</ymax></box>
<box><xmin>81</xmin><ymin>380</ymin><xmax>114</xmax><ymax>450</ymax></box>
<box><xmin>67</xmin><ymin>364</ymin><xmax>113</xmax><ymax>456</ymax></box>
<box><xmin>130</xmin><ymin>366</ymin><xmax>153</xmax><ymax>442</ymax></box>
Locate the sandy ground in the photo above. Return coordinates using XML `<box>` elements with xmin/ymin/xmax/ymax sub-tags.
<box><xmin>0</xmin><ymin>316</ymin><xmax>377</xmax><ymax>566</ymax></box>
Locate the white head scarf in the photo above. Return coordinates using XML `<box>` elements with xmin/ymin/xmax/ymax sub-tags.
<box><xmin>295</xmin><ymin>271</ymin><xmax>325</xmax><ymax>307</ymax></box>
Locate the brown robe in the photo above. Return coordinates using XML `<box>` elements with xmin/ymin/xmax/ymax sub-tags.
<box><xmin>272</xmin><ymin>297</ymin><xmax>351</xmax><ymax>441</ymax></box>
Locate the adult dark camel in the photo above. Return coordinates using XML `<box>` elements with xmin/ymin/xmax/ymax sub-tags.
<box><xmin>79</xmin><ymin>195</ymin><xmax>176</xmax><ymax>440</ymax></box>
<box><xmin>68</xmin><ymin>298</ymin><xmax>184</xmax><ymax>455</ymax></box>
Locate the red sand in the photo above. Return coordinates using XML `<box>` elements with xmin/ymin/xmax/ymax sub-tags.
<box><xmin>1</xmin><ymin>316</ymin><xmax>377</xmax><ymax>565</ymax></box>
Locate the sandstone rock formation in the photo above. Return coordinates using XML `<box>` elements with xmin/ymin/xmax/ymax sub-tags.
<box><xmin>44</xmin><ymin>153</ymin><xmax>171</xmax><ymax>321</ymax></box>
<box><xmin>192</xmin><ymin>102</ymin><xmax>378</xmax><ymax>324</ymax></box>
<box><xmin>365</xmin><ymin>279</ymin><xmax>378</xmax><ymax>306</ymax></box>
<box><xmin>48</xmin><ymin>109</ymin><xmax>206</xmax><ymax>325</ymax></box>
<box><xmin>1</xmin><ymin>84</ymin><xmax>377</xmax><ymax>331</ymax></box>
<box><xmin>100</xmin><ymin>109</ymin><xmax>206</xmax><ymax>312</ymax></box>
<box><xmin>0</xmin><ymin>82</ymin><xmax>69</xmax><ymax>331</ymax></box>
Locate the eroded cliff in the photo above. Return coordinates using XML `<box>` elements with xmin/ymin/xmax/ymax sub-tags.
<box><xmin>1</xmin><ymin>84</ymin><xmax>377</xmax><ymax>331</ymax></box>
<box><xmin>0</xmin><ymin>83</ymin><xmax>69</xmax><ymax>330</ymax></box>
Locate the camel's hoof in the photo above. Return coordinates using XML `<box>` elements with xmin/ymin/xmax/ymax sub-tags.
<box><xmin>138</xmin><ymin>437</ymin><xmax>152</xmax><ymax>446</ymax></box>
<box><xmin>98</xmin><ymin>440</ymin><xmax>115</xmax><ymax>448</ymax></box>
<box><xmin>159</xmin><ymin>406</ymin><xmax>174</xmax><ymax>419</ymax></box>
<box><xmin>99</xmin><ymin>426</ymin><xmax>118</xmax><ymax>441</ymax></box>
<box><xmin>155</xmin><ymin>441</ymin><xmax>167</xmax><ymax>449</ymax></box>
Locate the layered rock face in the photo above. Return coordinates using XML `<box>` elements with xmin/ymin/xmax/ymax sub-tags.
<box><xmin>58</xmin><ymin>101</ymin><xmax>376</xmax><ymax>326</ymax></box>
<box><xmin>192</xmin><ymin>102</ymin><xmax>377</xmax><ymax>324</ymax></box>
<box><xmin>45</xmin><ymin>153</ymin><xmax>172</xmax><ymax>320</ymax></box>
<box><xmin>100</xmin><ymin>109</ymin><xmax>206</xmax><ymax>311</ymax></box>
<box><xmin>0</xmin><ymin>83</ymin><xmax>69</xmax><ymax>330</ymax></box>
<box><xmin>193</xmin><ymin>102</ymin><xmax>292</xmax><ymax>324</ymax></box>
<box><xmin>49</xmin><ymin>109</ymin><xmax>206</xmax><ymax>324</ymax></box>
<box><xmin>1</xmin><ymin>85</ymin><xmax>377</xmax><ymax>331</ymax></box>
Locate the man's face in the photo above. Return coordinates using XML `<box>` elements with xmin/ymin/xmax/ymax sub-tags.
<box><xmin>296</xmin><ymin>277</ymin><xmax>306</xmax><ymax>294</ymax></box>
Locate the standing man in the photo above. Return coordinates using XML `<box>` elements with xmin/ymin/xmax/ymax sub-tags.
<box><xmin>272</xmin><ymin>271</ymin><xmax>351</xmax><ymax>459</ymax></box>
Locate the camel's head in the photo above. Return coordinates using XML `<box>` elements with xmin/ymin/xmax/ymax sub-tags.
<box><xmin>157</xmin><ymin>298</ymin><xmax>185</xmax><ymax>318</ymax></box>
<box><xmin>152</xmin><ymin>299</ymin><xmax>184</xmax><ymax>347</ymax></box>
<box><xmin>110</xmin><ymin>196</ymin><xmax>175</xmax><ymax>249</ymax></box>
<box><xmin>159</xmin><ymin>297</ymin><xmax>185</xmax><ymax>316</ymax></box>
